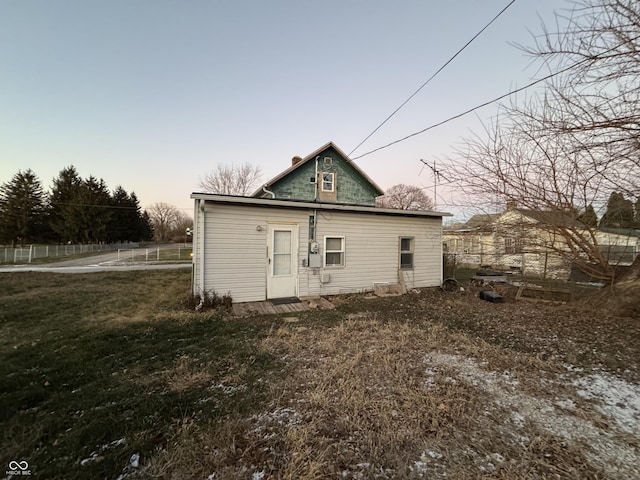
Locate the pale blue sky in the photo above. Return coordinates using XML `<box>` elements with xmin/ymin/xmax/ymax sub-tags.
<box><xmin>0</xmin><ymin>0</ymin><xmax>566</xmax><ymax>219</ymax></box>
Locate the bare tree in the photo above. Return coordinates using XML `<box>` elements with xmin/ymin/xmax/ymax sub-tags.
<box><xmin>198</xmin><ymin>163</ymin><xmax>262</xmax><ymax>196</ymax></box>
<box><xmin>147</xmin><ymin>202</ymin><xmax>180</xmax><ymax>243</ymax></box>
<box><xmin>376</xmin><ymin>184</ymin><xmax>434</xmax><ymax>211</ymax></box>
<box><xmin>516</xmin><ymin>0</ymin><xmax>640</xmax><ymax>200</ymax></box>
<box><xmin>450</xmin><ymin>0</ymin><xmax>640</xmax><ymax>283</ymax></box>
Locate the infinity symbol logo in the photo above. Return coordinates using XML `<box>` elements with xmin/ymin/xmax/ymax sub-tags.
<box><xmin>8</xmin><ymin>460</ymin><xmax>29</xmax><ymax>470</ymax></box>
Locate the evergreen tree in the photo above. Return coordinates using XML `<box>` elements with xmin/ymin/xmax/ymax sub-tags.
<box><xmin>139</xmin><ymin>209</ymin><xmax>154</xmax><ymax>241</ymax></box>
<box><xmin>600</xmin><ymin>192</ymin><xmax>635</xmax><ymax>229</ymax></box>
<box><xmin>0</xmin><ymin>170</ymin><xmax>46</xmax><ymax>246</ymax></box>
<box><xmin>577</xmin><ymin>204</ymin><xmax>598</xmax><ymax>227</ymax></box>
<box><xmin>106</xmin><ymin>187</ymin><xmax>152</xmax><ymax>242</ymax></box>
<box><xmin>48</xmin><ymin>166</ymin><xmax>84</xmax><ymax>243</ymax></box>
<box><xmin>79</xmin><ymin>176</ymin><xmax>112</xmax><ymax>243</ymax></box>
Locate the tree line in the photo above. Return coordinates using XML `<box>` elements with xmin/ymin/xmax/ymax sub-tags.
<box><xmin>0</xmin><ymin>166</ymin><xmax>153</xmax><ymax>246</ymax></box>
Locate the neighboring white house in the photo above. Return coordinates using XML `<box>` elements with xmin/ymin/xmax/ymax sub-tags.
<box><xmin>190</xmin><ymin>194</ymin><xmax>450</xmax><ymax>303</ymax></box>
<box><xmin>443</xmin><ymin>203</ymin><xmax>640</xmax><ymax>279</ymax></box>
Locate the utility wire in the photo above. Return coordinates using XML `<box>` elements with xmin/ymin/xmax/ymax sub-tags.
<box><xmin>351</xmin><ymin>56</ymin><xmax>593</xmax><ymax>160</ymax></box>
<box><xmin>348</xmin><ymin>0</ymin><xmax>518</xmax><ymax>157</ymax></box>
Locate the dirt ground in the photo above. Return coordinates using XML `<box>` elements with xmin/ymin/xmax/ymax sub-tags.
<box><xmin>146</xmin><ymin>285</ymin><xmax>640</xmax><ymax>479</ymax></box>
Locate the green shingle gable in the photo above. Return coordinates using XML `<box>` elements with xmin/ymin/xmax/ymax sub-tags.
<box><xmin>255</xmin><ymin>143</ymin><xmax>383</xmax><ymax>205</ymax></box>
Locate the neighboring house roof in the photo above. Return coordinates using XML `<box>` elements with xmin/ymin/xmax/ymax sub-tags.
<box><xmin>514</xmin><ymin>209</ymin><xmax>586</xmax><ymax>228</ymax></box>
<box><xmin>252</xmin><ymin>141</ymin><xmax>385</xmax><ymax>197</ymax></box>
<box><xmin>191</xmin><ymin>193</ymin><xmax>451</xmax><ymax>218</ymax></box>
<box><xmin>450</xmin><ymin>208</ymin><xmax>586</xmax><ymax>232</ymax></box>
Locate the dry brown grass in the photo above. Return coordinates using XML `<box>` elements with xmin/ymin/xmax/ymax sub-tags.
<box><xmin>143</xmin><ymin>301</ymin><xmax>640</xmax><ymax>479</ymax></box>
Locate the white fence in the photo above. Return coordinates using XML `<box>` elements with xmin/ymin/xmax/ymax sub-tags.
<box><xmin>117</xmin><ymin>246</ymin><xmax>191</xmax><ymax>263</ymax></box>
<box><xmin>1</xmin><ymin>243</ymin><xmax>140</xmax><ymax>264</ymax></box>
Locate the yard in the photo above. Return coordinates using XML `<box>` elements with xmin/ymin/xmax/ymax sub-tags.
<box><xmin>1</xmin><ymin>270</ymin><xmax>638</xmax><ymax>479</ymax></box>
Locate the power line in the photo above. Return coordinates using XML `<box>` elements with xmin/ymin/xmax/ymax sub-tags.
<box><xmin>348</xmin><ymin>0</ymin><xmax>518</xmax><ymax>157</ymax></box>
<box><xmin>351</xmin><ymin>61</ymin><xmax>581</xmax><ymax>160</ymax></box>
<box><xmin>49</xmin><ymin>201</ymin><xmax>141</xmax><ymax>210</ymax></box>
<box><xmin>353</xmin><ymin>32</ymin><xmax>640</xmax><ymax>161</ymax></box>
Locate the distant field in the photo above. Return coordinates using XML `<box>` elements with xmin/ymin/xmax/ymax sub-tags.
<box><xmin>1</xmin><ymin>270</ymin><xmax>638</xmax><ymax>479</ymax></box>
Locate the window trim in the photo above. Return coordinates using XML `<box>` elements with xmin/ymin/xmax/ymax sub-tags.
<box><xmin>324</xmin><ymin>235</ymin><xmax>345</xmax><ymax>267</ymax></box>
<box><xmin>321</xmin><ymin>172</ymin><xmax>335</xmax><ymax>192</ymax></box>
<box><xmin>399</xmin><ymin>236</ymin><xmax>414</xmax><ymax>269</ymax></box>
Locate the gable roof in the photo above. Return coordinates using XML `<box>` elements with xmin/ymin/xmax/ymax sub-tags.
<box><xmin>252</xmin><ymin>141</ymin><xmax>384</xmax><ymax>197</ymax></box>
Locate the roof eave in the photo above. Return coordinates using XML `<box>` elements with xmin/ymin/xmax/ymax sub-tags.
<box><xmin>191</xmin><ymin>192</ymin><xmax>452</xmax><ymax>218</ymax></box>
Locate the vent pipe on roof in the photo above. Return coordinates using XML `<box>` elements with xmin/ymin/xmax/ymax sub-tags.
<box><xmin>292</xmin><ymin>156</ymin><xmax>303</xmax><ymax>166</ymax></box>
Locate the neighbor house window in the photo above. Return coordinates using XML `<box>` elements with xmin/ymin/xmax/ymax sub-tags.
<box><xmin>321</xmin><ymin>172</ymin><xmax>334</xmax><ymax>192</ymax></box>
<box><xmin>504</xmin><ymin>237</ymin><xmax>523</xmax><ymax>254</ymax></box>
<box><xmin>325</xmin><ymin>236</ymin><xmax>345</xmax><ymax>267</ymax></box>
<box><xmin>400</xmin><ymin>237</ymin><xmax>414</xmax><ymax>269</ymax></box>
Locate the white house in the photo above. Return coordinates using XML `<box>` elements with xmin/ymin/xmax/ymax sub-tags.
<box><xmin>190</xmin><ymin>194</ymin><xmax>450</xmax><ymax>303</ymax></box>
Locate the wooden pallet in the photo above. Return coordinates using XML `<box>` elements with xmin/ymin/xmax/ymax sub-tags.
<box><xmin>232</xmin><ymin>297</ymin><xmax>335</xmax><ymax>317</ymax></box>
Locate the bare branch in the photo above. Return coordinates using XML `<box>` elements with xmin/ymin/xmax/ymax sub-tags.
<box><xmin>198</xmin><ymin>163</ymin><xmax>262</xmax><ymax>196</ymax></box>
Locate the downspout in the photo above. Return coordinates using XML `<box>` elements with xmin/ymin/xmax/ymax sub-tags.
<box><xmin>262</xmin><ymin>185</ymin><xmax>275</xmax><ymax>198</ymax></box>
<box><xmin>198</xmin><ymin>198</ymin><xmax>206</xmax><ymax>302</ymax></box>
<box><xmin>314</xmin><ymin>156</ymin><xmax>320</xmax><ymax>201</ymax></box>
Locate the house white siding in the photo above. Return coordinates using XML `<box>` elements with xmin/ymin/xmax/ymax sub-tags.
<box><xmin>306</xmin><ymin>211</ymin><xmax>442</xmax><ymax>296</ymax></box>
<box><xmin>192</xmin><ymin>196</ymin><xmax>445</xmax><ymax>303</ymax></box>
<box><xmin>193</xmin><ymin>202</ymin><xmax>309</xmax><ymax>303</ymax></box>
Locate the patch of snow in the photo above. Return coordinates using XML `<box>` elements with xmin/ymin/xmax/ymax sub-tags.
<box><xmin>80</xmin><ymin>452</ymin><xmax>100</xmax><ymax>466</ymax></box>
<box><xmin>425</xmin><ymin>352</ymin><xmax>640</xmax><ymax>479</ymax></box>
<box><xmin>128</xmin><ymin>452</ymin><xmax>140</xmax><ymax>468</ymax></box>
<box><xmin>573</xmin><ymin>372</ymin><xmax>640</xmax><ymax>436</ymax></box>
<box><xmin>251</xmin><ymin>470</ymin><xmax>265</xmax><ymax>480</ymax></box>
<box><xmin>420</xmin><ymin>450</ymin><xmax>443</xmax><ymax>461</ymax></box>
<box><xmin>554</xmin><ymin>398</ymin><xmax>576</xmax><ymax>410</ymax></box>
<box><xmin>410</xmin><ymin>461</ymin><xmax>429</xmax><ymax>475</ymax></box>
<box><xmin>211</xmin><ymin>382</ymin><xmax>247</xmax><ymax>394</ymax></box>
<box><xmin>511</xmin><ymin>411</ymin><xmax>526</xmax><ymax>428</ymax></box>
<box><xmin>249</xmin><ymin>406</ymin><xmax>302</xmax><ymax>437</ymax></box>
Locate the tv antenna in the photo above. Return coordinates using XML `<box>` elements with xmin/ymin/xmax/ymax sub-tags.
<box><xmin>419</xmin><ymin>159</ymin><xmax>449</xmax><ymax>210</ymax></box>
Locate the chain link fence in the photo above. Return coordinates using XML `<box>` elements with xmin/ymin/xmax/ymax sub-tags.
<box><xmin>1</xmin><ymin>243</ymin><xmax>140</xmax><ymax>264</ymax></box>
<box><xmin>444</xmin><ymin>251</ymin><xmax>571</xmax><ymax>280</ymax></box>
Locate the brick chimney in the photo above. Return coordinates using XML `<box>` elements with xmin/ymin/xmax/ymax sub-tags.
<box><xmin>506</xmin><ymin>200</ymin><xmax>518</xmax><ymax>211</ymax></box>
<box><xmin>291</xmin><ymin>156</ymin><xmax>303</xmax><ymax>167</ymax></box>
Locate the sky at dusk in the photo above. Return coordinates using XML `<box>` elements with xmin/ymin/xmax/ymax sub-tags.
<box><xmin>1</xmin><ymin>0</ymin><xmax>568</xmax><ymax>220</ymax></box>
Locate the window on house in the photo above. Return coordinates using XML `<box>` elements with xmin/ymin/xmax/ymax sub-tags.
<box><xmin>321</xmin><ymin>172</ymin><xmax>334</xmax><ymax>192</ymax></box>
<box><xmin>400</xmin><ymin>237</ymin><xmax>414</xmax><ymax>269</ymax></box>
<box><xmin>505</xmin><ymin>237</ymin><xmax>523</xmax><ymax>254</ymax></box>
<box><xmin>325</xmin><ymin>236</ymin><xmax>345</xmax><ymax>266</ymax></box>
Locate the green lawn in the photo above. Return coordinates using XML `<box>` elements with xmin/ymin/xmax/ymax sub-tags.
<box><xmin>0</xmin><ymin>270</ymin><xmax>276</xmax><ymax>479</ymax></box>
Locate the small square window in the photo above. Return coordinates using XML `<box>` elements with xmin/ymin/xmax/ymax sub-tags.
<box><xmin>321</xmin><ymin>172</ymin><xmax>334</xmax><ymax>192</ymax></box>
<box><xmin>325</xmin><ymin>236</ymin><xmax>344</xmax><ymax>267</ymax></box>
<box><xmin>400</xmin><ymin>237</ymin><xmax>414</xmax><ymax>269</ymax></box>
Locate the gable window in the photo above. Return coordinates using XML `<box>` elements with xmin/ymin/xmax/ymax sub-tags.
<box><xmin>321</xmin><ymin>172</ymin><xmax>334</xmax><ymax>192</ymax></box>
<box><xmin>400</xmin><ymin>237</ymin><xmax>414</xmax><ymax>269</ymax></box>
<box><xmin>325</xmin><ymin>236</ymin><xmax>345</xmax><ymax>267</ymax></box>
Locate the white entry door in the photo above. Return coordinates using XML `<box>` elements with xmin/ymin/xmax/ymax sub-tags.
<box><xmin>267</xmin><ymin>224</ymin><xmax>298</xmax><ymax>299</ymax></box>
